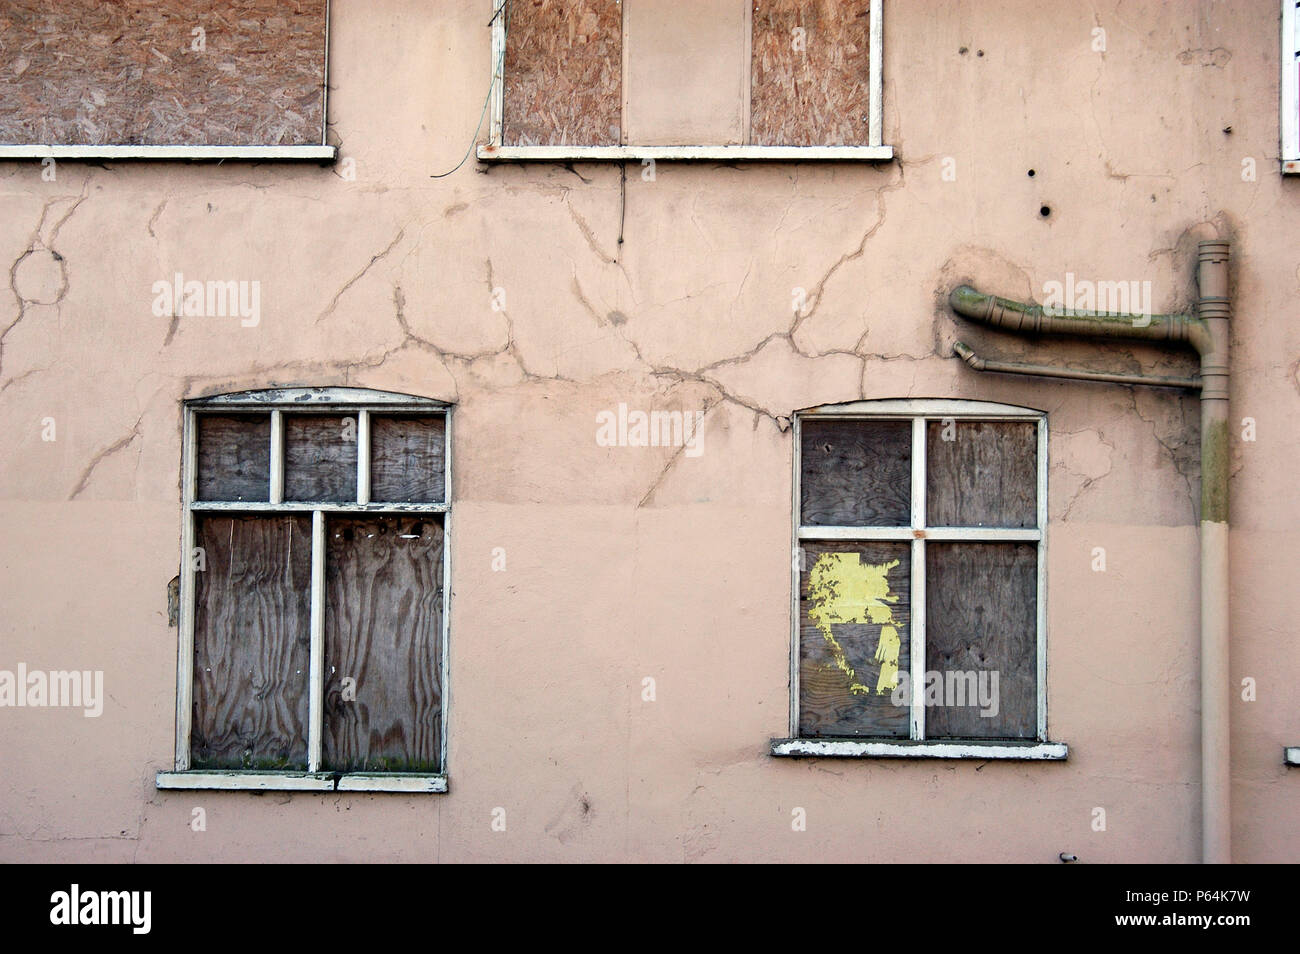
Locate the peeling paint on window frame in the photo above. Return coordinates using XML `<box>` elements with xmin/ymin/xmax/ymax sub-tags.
<box><xmin>157</xmin><ymin>387</ymin><xmax>453</xmax><ymax>794</ymax></box>
<box><xmin>774</xmin><ymin>398</ymin><xmax>1065</xmax><ymax>761</ymax></box>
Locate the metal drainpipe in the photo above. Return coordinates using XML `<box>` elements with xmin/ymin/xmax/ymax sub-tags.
<box><xmin>948</xmin><ymin>240</ymin><xmax>1231</xmax><ymax>864</ymax></box>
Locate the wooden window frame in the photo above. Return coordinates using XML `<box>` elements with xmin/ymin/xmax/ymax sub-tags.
<box><xmin>477</xmin><ymin>0</ymin><xmax>893</xmax><ymax>163</ymax></box>
<box><xmin>772</xmin><ymin>399</ymin><xmax>1067</xmax><ymax>760</ymax></box>
<box><xmin>1283</xmin><ymin>1</ymin><xmax>1300</xmax><ymax>173</ymax></box>
<box><xmin>156</xmin><ymin>387</ymin><xmax>452</xmax><ymax>793</ymax></box>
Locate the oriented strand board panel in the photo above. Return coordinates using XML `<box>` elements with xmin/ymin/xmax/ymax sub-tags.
<box><xmin>799</xmin><ymin>541</ymin><xmax>910</xmax><ymax>738</ymax></box>
<box><xmin>925</xmin><ymin>543</ymin><xmax>1037</xmax><ymax>739</ymax></box>
<box><xmin>801</xmin><ymin>419</ymin><xmax>911</xmax><ymax>527</ymax></box>
<box><xmin>0</xmin><ymin>0</ymin><xmax>327</xmax><ymax>147</ymax></box>
<box><xmin>503</xmin><ymin>0</ymin><xmax>622</xmax><ymax>146</ymax></box>
<box><xmin>370</xmin><ymin>415</ymin><xmax>446</xmax><ymax>504</ymax></box>
<box><xmin>196</xmin><ymin>414</ymin><xmax>270</xmax><ymax>503</ymax></box>
<box><xmin>323</xmin><ymin>516</ymin><xmax>444</xmax><ymax>773</ymax></box>
<box><xmin>284</xmin><ymin>414</ymin><xmax>358</xmax><ymax>503</ymax></box>
<box><xmin>624</xmin><ymin>0</ymin><xmax>748</xmax><ymax>145</ymax></box>
<box><xmin>191</xmin><ymin>515</ymin><xmax>312</xmax><ymax>770</ymax></box>
<box><xmin>751</xmin><ymin>1</ymin><xmax>872</xmax><ymax>146</ymax></box>
<box><xmin>927</xmin><ymin>421</ymin><xmax>1037</xmax><ymax>528</ymax></box>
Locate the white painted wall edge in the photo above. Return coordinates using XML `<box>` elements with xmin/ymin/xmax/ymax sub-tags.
<box><xmin>156</xmin><ymin>772</ymin><xmax>448</xmax><ymax>793</ymax></box>
<box><xmin>770</xmin><ymin>739</ymin><xmax>1069</xmax><ymax>760</ymax></box>
<box><xmin>0</xmin><ymin>145</ymin><xmax>336</xmax><ymax>161</ymax></box>
<box><xmin>477</xmin><ymin>144</ymin><xmax>894</xmax><ymax>162</ymax></box>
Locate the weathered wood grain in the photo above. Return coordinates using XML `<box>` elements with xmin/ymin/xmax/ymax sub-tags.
<box><xmin>924</xmin><ymin>542</ymin><xmax>1037</xmax><ymax>739</ymax></box>
<box><xmin>196</xmin><ymin>413</ymin><xmax>270</xmax><ymax>502</ymax></box>
<box><xmin>751</xmin><ymin>0</ymin><xmax>872</xmax><ymax>146</ymax></box>
<box><xmin>370</xmin><ymin>415</ymin><xmax>446</xmax><ymax>504</ymax></box>
<box><xmin>503</xmin><ymin>0</ymin><xmax>622</xmax><ymax>146</ymax></box>
<box><xmin>191</xmin><ymin>514</ymin><xmax>312</xmax><ymax>769</ymax></box>
<box><xmin>799</xmin><ymin>541</ymin><xmax>910</xmax><ymax>737</ymax></box>
<box><xmin>323</xmin><ymin>515</ymin><xmax>444</xmax><ymax>773</ymax></box>
<box><xmin>0</xmin><ymin>0</ymin><xmax>327</xmax><ymax>147</ymax></box>
<box><xmin>283</xmin><ymin>414</ymin><xmax>358</xmax><ymax>503</ymax></box>
<box><xmin>801</xmin><ymin>419</ymin><xmax>911</xmax><ymax>526</ymax></box>
<box><xmin>926</xmin><ymin>421</ymin><xmax>1037</xmax><ymax>528</ymax></box>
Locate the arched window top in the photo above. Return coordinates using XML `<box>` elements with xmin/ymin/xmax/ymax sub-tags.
<box><xmin>187</xmin><ymin>387</ymin><xmax>449</xmax><ymax>410</ymax></box>
<box><xmin>798</xmin><ymin>398</ymin><xmax>1044</xmax><ymax>419</ymax></box>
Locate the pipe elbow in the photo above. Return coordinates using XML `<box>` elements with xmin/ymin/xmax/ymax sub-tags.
<box><xmin>952</xmin><ymin>341</ymin><xmax>985</xmax><ymax>370</ymax></box>
<box><xmin>948</xmin><ymin>285</ymin><xmax>990</xmax><ymax>320</ymax></box>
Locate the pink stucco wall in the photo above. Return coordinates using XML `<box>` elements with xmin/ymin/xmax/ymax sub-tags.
<box><xmin>0</xmin><ymin>0</ymin><xmax>1296</xmax><ymax>862</ymax></box>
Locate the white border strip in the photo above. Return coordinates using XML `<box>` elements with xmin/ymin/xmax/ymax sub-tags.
<box><xmin>191</xmin><ymin>501</ymin><xmax>448</xmax><ymax>513</ymax></box>
<box><xmin>910</xmin><ymin>417</ymin><xmax>926</xmax><ymax>741</ymax></box>
<box><xmin>0</xmin><ymin>145</ymin><xmax>336</xmax><ymax>161</ymax></box>
<box><xmin>771</xmin><ymin>739</ymin><xmax>1068</xmax><ymax>760</ymax></box>
<box><xmin>156</xmin><ymin>772</ymin><xmax>449</xmax><ymax>793</ymax></box>
<box><xmin>157</xmin><ymin>772</ymin><xmax>335</xmax><ymax>791</ymax></box>
<box><xmin>308</xmin><ymin>510</ymin><xmax>325</xmax><ymax>773</ymax></box>
<box><xmin>1283</xmin><ymin>0</ymin><xmax>1299</xmax><ymax>168</ymax></box>
<box><xmin>798</xmin><ymin>526</ymin><xmax>1040</xmax><ymax>542</ymax></box>
<box><xmin>356</xmin><ymin>409</ymin><xmax>371</xmax><ymax>506</ymax></box>
<box><xmin>175</xmin><ymin>408</ymin><xmax>198</xmax><ymax>771</ymax></box>
<box><xmin>478</xmin><ymin>144</ymin><xmax>893</xmax><ymax>162</ymax></box>
<box><xmin>790</xmin><ymin>414</ymin><xmax>802</xmax><ymax>738</ymax></box>
<box><xmin>869</xmin><ymin>0</ymin><xmax>884</xmax><ymax>147</ymax></box>
<box><xmin>338</xmin><ymin>774</ymin><xmax>449</xmax><ymax>793</ymax></box>
<box><xmin>440</xmin><ymin>408</ymin><xmax>453</xmax><ymax>775</ymax></box>
<box><xmin>490</xmin><ymin>0</ymin><xmax>507</xmax><ymax>147</ymax></box>
<box><xmin>1036</xmin><ymin>417</ymin><xmax>1050</xmax><ymax>740</ymax></box>
<box><xmin>322</xmin><ymin>0</ymin><xmax>333</xmax><ymax>148</ymax></box>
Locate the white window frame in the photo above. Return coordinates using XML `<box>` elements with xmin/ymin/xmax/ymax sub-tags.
<box><xmin>773</xmin><ymin>399</ymin><xmax>1067</xmax><ymax>760</ymax></box>
<box><xmin>478</xmin><ymin>0</ymin><xmax>892</xmax><ymax>163</ymax></box>
<box><xmin>156</xmin><ymin>387</ymin><xmax>452</xmax><ymax>793</ymax></box>
<box><xmin>1283</xmin><ymin>1</ymin><xmax>1300</xmax><ymax>172</ymax></box>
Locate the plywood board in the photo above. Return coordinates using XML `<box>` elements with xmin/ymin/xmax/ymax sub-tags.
<box><xmin>801</xmin><ymin>418</ymin><xmax>911</xmax><ymax>526</ymax></box>
<box><xmin>323</xmin><ymin>515</ymin><xmax>444</xmax><ymax>773</ymax></box>
<box><xmin>284</xmin><ymin>414</ymin><xmax>358</xmax><ymax>503</ymax></box>
<box><xmin>798</xmin><ymin>541</ymin><xmax>910</xmax><ymax>737</ymax></box>
<box><xmin>926</xmin><ymin>421</ymin><xmax>1037</xmax><ymax>528</ymax></box>
<box><xmin>751</xmin><ymin>0</ymin><xmax>872</xmax><ymax>146</ymax></box>
<box><xmin>370</xmin><ymin>415</ymin><xmax>446</xmax><ymax>504</ymax></box>
<box><xmin>623</xmin><ymin>0</ymin><xmax>748</xmax><ymax>146</ymax></box>
<box><xmin>503</xmin><ymin>0</ymin><xmax>622</xmax><ymax>146</ymax></box>
<box><xmin>191</xmin><ymin>515</ymin><xmax>312</xmax><ymax>769</ymax></box>
<box><xmin>925</xmin><ymin>543</ymin><xmax>1037</xmax><ymax>739</ymax></box>
<box><xmin>0</xmin><ymin>0</ymin><xmax>327</xmax><ymax>147</ymax></box>
<box><xmin>196</xmin><ymin>413</ymin><xmax>270</xmax><ymax>503</ymax></box>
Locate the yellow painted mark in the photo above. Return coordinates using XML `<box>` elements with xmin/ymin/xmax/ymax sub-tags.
<box><xmin>806</xmin><ymin>552</ymin><xmax>902</xmax><ymax>695</ymax></box>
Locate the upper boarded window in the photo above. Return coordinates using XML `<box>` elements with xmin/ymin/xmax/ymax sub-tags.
<box><xmin>791</xmin><ymin>403</ymin><xmax>1047</xmax><ymax>746</ymax></box>
<box><xmin>484</xmin><ymin>0</ymin><xmax>889</xmax><ymax>159</ymax></box>
<box><xmin>0</xmin><ymin>0</ymin><xmax>332</xmax><ymax>158</ymax></box>
<box><xmin>162</xmin><ymin>389</ymin><xmax>450</xmax><ymax>793</ymax></box>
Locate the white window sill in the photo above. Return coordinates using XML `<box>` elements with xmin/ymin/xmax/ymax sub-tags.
<box><xmin>770</xmin><ymin>739</ymin><xmax>1068</xmax><ymax>760</ymax></box>
<box><xmin>1284</xmin><ymin>159</ymin><xmax>1300</xmax><ymax>175</ymax></box>
<box><xmin>1286</xmin><ymin>747</ymin><xmax>1300</xmax><ymax>766</ymax></box>
<box><xmin>156</xmin><ymin>771</ymin><xmax>447</xmax><ymax>793</ymax></box>
<box><xmin>477</xmin><ymin>144</ymin><xmax>894</xmax><ymax>163</ymax></box>
<box><xmin>0</xmin><ymin>145</ymin><xmax>336</xmax><ymax>161</ymax></box>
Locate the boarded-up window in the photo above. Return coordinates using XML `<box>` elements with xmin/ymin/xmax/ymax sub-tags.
<box><xmin>794</xmin><ymin>407</ymin><xmax>1044</xmax><ymax>742</ymax></box>
<box><xmin>179</xmin><ymin>392</ymin><xmax>450</xmax><ymax>785</ymax></box>
<box><xmin>751</xmin><ymin>1</ymin><xmax>872</xmax><ymax>146</ymax></box>
<box><xmin>0</xmin><ymin>0</ymin><xmax>328</xmax><ymax>150</ymax></box>
<box><xmin>493</xmin><ymin>0</ymin><xmax>884</xmax><ymax>152</ymax></box>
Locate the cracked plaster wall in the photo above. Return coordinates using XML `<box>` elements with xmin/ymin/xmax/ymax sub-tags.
<box><xmin>0</xmin><ymin>0</ymin><xmax>1297</xmax><ymax>862</ymax></box>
